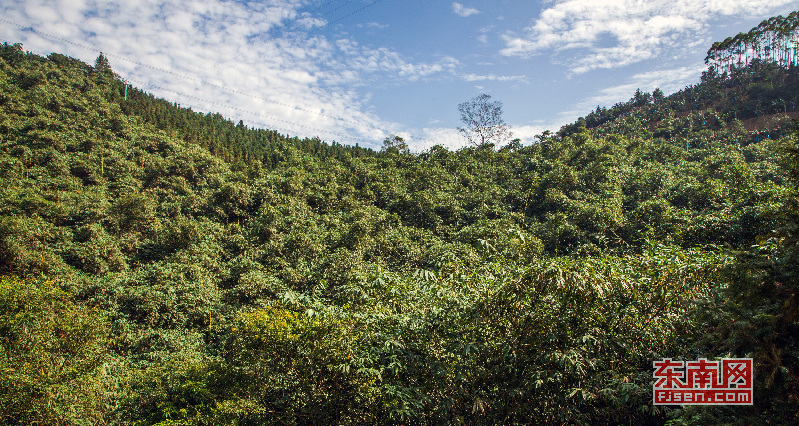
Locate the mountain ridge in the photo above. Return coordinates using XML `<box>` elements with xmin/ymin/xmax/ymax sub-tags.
<box><xmin>1</xmin><ymin>21</ymin><xmax>798</xmax><ymax>425</ymax></box>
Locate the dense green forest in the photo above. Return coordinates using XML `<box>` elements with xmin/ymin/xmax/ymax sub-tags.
<box><xmin>1</xmin><ymin>12</ymin><xmax>798</xmax><ymax>425</ymax></box>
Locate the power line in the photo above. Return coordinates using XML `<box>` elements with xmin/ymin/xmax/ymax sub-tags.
<box><xmin>210</xmin><ymin>0</ymin><xmax>389</xmax><ymax>71</ymax></box>
<box><xmin>323</xmin><ymin>0</ymin><xmax>390</xmax><ymax>28</ymax></box>
<box><xmin>124</xmin><ymin>77</ymin><xmax>376</xmax><ymax>144</ymax></box>
<box><xmin>18</xmin><ymin>45</ymin><xmax>434</xmax><ymax>148</ymax></box>
<box><xmin>319</xmin><ymin>0</ymin><xmax>357</xmax><ymax>16</ymax></box>
<box><xmin>0</xmin><ymin>16</ymin><xmax>382</xmax><ymax>133</ymax></box>
<box><xmin>128</xmin><ymin>76</ymin><xmax>436</xmax><ymax>149</ymax></box>
<box><xmin>307</xmin><ymin>0</ymin><xmax>346</xmax><ymax>15</ymax></box>
<box><xmin>0</xmin><ymin>10</ymin><xmax>436</xmax><ymax>147</ymax></box>
<box><xmin>12</xmin><ymin>45</ymin><xmax>375</xmax><ymax>143</ymax></box>
<box><xmin>211</xmin><ymin>0</ymin><xmax>354</xmax><ymax>67</ymax></box>
<box><xmin>127</xmin><ymin>78</ymin><xmax>436</xmax><ymax>148</ymax></box>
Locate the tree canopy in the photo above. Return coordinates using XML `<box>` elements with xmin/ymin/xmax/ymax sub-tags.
<box><xmin>1</xmin><ymin>14</ymin><xmax>799</xmax><ymax>423</ymax></box>
<box><xmin>706</xmin><ymin>12</ymin><xmax>799</xmax><ymax>74</ymax></box>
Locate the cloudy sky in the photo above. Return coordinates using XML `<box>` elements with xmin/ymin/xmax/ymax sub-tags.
<box><xmin>2</xmin><ymin>0</ymin><xmax>798</xmax><ymax>150</ymax></box>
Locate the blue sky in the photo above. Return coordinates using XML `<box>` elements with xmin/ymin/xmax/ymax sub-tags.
<box><xmin>2</xmin><ymin>0</ymin><xmax>798</xmax><ymax>150</ymax></box>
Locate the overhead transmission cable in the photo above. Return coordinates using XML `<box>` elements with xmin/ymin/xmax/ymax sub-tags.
<box><xmin>16</xmin><ymin>45</ymin><xmax>433</xmax><ymax>147</ymax></box>
<box><xmin>7</xmin><ymin>42</ymin><xmax>379</xmax><ymax>143</ymax></box>
<box><xmin>0</xmin><ymin>16</ymin><xmax>384</xmax><ymax>135</ymax></box>
<box><xmin>307</xmin><ymin>0</ymin><xmax>345</xmax><ymax>14</ymax></box>
<box><xmin>128</xmin><ymin>78</ymin><xmax>434</xmax><ymax>147</ymax></box>
<box><xmin>20</xmin><ymin>42</ymin><xmax>434</xmax><ymax>147</ymax></box>
<box><xmin>211</xmin><ymin>0</ymin><xmax>389</xmax><ymax>71</ymax></box>
<box><xmin>124</xmin><ymin>77</ymin><xmax>375</xmax><ymax>144</ymax></box>
<box><xmin>0</xmin><ymin>6</ymin><xmax>435</xmax><ymax>147</ymax></box>
<box><xmin>211</xmin><ymin>0</ymin><xmax>355</xmax><ymax>67</ymax></box>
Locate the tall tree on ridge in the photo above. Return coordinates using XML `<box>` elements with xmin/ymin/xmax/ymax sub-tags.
<box><xmin>457</xmin><ymin>94</ymin><xmax>513</xmax><ymax>148</ymax></box>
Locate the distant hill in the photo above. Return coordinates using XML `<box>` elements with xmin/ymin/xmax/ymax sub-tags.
<box><xmin>559</xmin><ymin>13</ymin><xmax>799</xmax><ymax>145</ymax></box>
<box><xmin>19</xmin><ymin>44</ymin><xmax>377</xmax><ymax>168</ymax></box>
<box><xmin>559</xmin><ymin>61</ymin><xmax>799</xmax><ymax>144</ymax></box>
<box><xmin>118</xmin><ymin>82</ymin><xmax>379</xmax><ymax>165</ymax></box>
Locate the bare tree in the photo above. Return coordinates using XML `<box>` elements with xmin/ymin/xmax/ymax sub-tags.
<box><xmin>457</xmin><ymin>94</ymin><xmax>512</xmax><ymax>148</ymax></box>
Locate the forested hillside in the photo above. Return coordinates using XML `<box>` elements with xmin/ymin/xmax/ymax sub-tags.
<box><xmin>118</xmin><ymin>85</ymin><xmax>378</xmax><ymax>166</ymax></box>
<box><xmin>1</xmin><ymin>13</ymin><xmax>798</xmax><ymax>425</ymax></box>
<box><xmin>558</xmin><ymin>61</ymin><xmax>799</xmax><ymax>146</ymax></box>
<box><xmin>560</xmin><ymin>13</ymin><xmax>799</xmax><ymax>145</ymax></box>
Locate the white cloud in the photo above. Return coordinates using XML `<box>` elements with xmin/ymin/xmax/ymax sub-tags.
<box><xmin>559</xmin><ymin>64</ymin><xmax>706</xmax><ymax>121</ymax></box>
<box><xmin>0</xmin><ymin>0</ymin><xmax>455</xmax><ymax>148</ymax></box>
<box><xmin>412</xmin><ymin>127</ymin><xmax>464</xmax><ymax>151</ymax></box>
<box><xmin>512</xmin><ymin>124</ymin><xmax>558</xmax><ymax>143</ymax></box>
<box><xmin>452</xmin><ymin>2</ymin><xmax>480</xmax><ymax>18</ymax></box>
<box><xmin>462</xmin><ymin>73</ymin><xmax>527</xmax><ymax>82</ymax></box>
<box><xmin>500</xmin><ymin>0</ymin><xmax>798</xmax><ymax>73</ymax></box>
<box><xmin>359</xmin><ymin>22</ymin><xmax>389</xmax><ymax>29</ymax></box>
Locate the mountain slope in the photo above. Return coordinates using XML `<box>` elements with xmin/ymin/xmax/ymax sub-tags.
<box><xmin>560</xmin><ymin>63</ymin><xmax>799</xmax><ymax>145</ymax></box>
<box><xmin>0</xmin><ymin>34</ymin><xmax>797</xmax><ymax>425</ymax></box>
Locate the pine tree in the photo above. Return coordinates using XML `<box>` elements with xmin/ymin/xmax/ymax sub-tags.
<box><xmin>93</xmin><ymin>52</ymin><xmax>112</xmax><ymax>74</ymax></box>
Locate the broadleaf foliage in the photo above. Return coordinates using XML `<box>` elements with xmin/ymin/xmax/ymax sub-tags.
<box><xmin>1</xmin><ymin>17</ymin><xmax>799</xmax><ymax>424</ymax></box>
